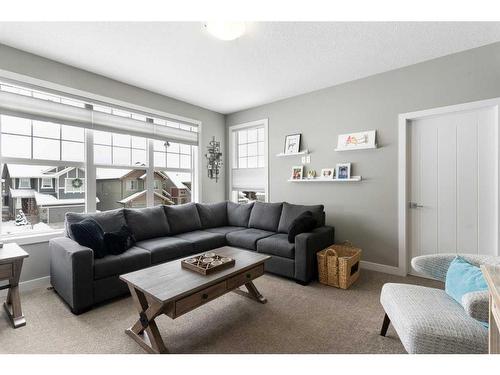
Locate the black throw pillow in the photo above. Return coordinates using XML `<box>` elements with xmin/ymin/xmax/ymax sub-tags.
<box><xmin>287</xmin><ymin>211</ymin><xmax>317</xmax><ymax>243</ymax></box>
<box><xmin>70</xmin><ymin>218</ymin><xmax>106</xmax><ymax>259</ymax></box>
<box><xmin>103</xmin><ymin>225</ymin><xmax>136</xmax><ymax>256</ymax></box>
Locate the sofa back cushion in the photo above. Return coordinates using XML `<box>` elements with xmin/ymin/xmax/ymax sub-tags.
<box><xmin>248</xmin><ymin>201</ymin><xmax>283</xmax><ymax>232</ymax></box>
<box><xmin>227</xmin><ymin>201</ymin><xmax>254</xmax><ymax>227</ymax></box>
<box><xmin>164</xmin><ymin>203</ymin><xmax>202</xmax><ymax>234</ymax></box>
<box><xmin>124</xmin><ymin>206</ymin><xmax>170</xmax><ymax>241</ymax></box>
<box><xmin>196</xmin><ymin>202</ymin><xmax>228</xmax><ymax>228</ymax></box>
<box><xmin>278</xmin><ymin>202</ymin><xmax>325</xmax><ymax>233</ymax></box>
<box><xmin>66</xmin><ymin>208</ymin><xmax>126</xmax><ymax>240</ymax></box>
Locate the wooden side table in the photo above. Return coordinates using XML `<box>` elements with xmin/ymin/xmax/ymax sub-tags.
<box><xmin>481</xmin><ymin>264</ymin><xmax>500</xmax><ymax>354</ymax></box>
<box><xmin>0</xmin><ymin>243</ymin><xmax>29</xmax><ymax>328</ymax></box>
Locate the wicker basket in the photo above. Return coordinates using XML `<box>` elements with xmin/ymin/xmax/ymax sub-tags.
<box><xmin>317</xmin><ymin>241</ymin><xmax>362</xmax><ymax>289</ymax></box>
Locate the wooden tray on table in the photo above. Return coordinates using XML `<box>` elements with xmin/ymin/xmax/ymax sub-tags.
<box><xmin>181</xmin><ymin>251</ymin><xmax>236</xmax><ymax>275</ymax></box>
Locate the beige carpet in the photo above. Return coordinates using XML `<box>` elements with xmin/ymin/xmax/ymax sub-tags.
<box><xmin>0</xmin><ymin>270</ymin><xmax>441</xmax><ymax>354</ymax></box>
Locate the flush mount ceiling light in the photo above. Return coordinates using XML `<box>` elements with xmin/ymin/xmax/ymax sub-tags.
<box><xmin>204</xmin><ymin>22</ymin><xmax>246</xmax><ymax>41</ymax></box>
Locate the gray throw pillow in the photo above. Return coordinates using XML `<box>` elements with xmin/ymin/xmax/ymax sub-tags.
<box><xmin>248</xmin><ymin>201</ymin><xmax>283</xmax><ymax>232</ymax></box>
<box><xmin>65</xmin><ymin>208</ymin><xmax>126</xmax><ymax>240</ymax></box>
<box><xmin>196</xmin><ymin>202</ymin><xmax>228</xmax><ymax>228</ymax></box>
<box><xmin>227</xmin><ymin>201</ymin><xmax>254</xmax><ymax>227</ymax></box>
<box><xmin>163</xmin><ymin>203</ymin><xmax>202</xmax><ymax>234</ymax></box>
<box><xmin>124</xmin><ymin>206</ymin><xmax>170</xmax><ymax>241</ymax></box>
<box><xmin>278</xmin><ymin>202</ymin><xmax>325</xmax><ymax>233</ymax></box>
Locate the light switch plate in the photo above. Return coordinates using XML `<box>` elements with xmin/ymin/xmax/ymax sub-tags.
<box><xmin>301</xmin><ymin>156</ymin><xmax>306</xmax><ymax>164</ymax></box>
<box><xmin>306</xmin><ymin>155</ymin><xmax>311</xmax><ymax>163</ymax></box>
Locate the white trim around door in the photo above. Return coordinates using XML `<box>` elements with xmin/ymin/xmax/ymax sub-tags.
<box><xmin>227</xmin><ymin>119</ymin><xmax>269</xmax><ymax>202</ymax></box>
<box><xmin>398</xmin><ymin>97</ymin><xmax>500</xmax><ymax>276</ymax></box>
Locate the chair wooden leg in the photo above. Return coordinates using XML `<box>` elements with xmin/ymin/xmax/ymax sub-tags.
<box><xmin>380</xmin><ymin>313</ymin><xmax>390</xmax><ymax>336</ymax></box>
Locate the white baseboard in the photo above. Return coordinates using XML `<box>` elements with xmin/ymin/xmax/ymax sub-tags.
<box><xmin>360</xmin><ymin>260</ymin><xmax>405</xmax><ymax>276</ymax></box>
<box><xmin>0</xmin><ymin>275</ymin><xmax>50</xmax><ymax>297</ymax></box>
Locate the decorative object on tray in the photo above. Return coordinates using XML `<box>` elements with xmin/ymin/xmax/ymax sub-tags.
<box><xmin>335</xmin><ymin>130</ymin><xmax>377</xmax><ymax>151</ymax></box>
<box><xmin>307</xmin><ymin>169</ymin><xmax>316</xmax><ymax>179</ymax></box>
<box><xmin>317</xmin><ymin>241</ymin><xmax>362</xmax><ymax>289</ymax></box>
<box><xmin>181</xmin><ymin>252</ymin><xmax>236</xmax><ymax>275</ymax></box>
<box><xmin>336</xmin><ymin>163</ymin><xmax>351</xmax><ymax>179</ymax></box>
<box><xmin>320</xmin><ymin>168</ymin><xmax>335</xmax><ymax>179</ymax></box>
<box><xmin>290</xmin><ymin>165</ymin><xmax>304</xmax><ymax>180</ymax></box>
<box><xmin>205</xmin><ymin>136</ymin><xmax>223</xmax><ymax>182</ymax></box>
<box><xmin>284</xmin><ymin>133</ymin><xmax>301</xmax><ymax>154</ymax></box>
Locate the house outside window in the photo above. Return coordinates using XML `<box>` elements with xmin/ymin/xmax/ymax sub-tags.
<box><xmin>41</xmin><ymin>178</ymin><xmax>53</xmax><ymax>189</ymax></box>
<box><xmin>126</xmin><ymin>180</ymin><xmax>138</xmax><ymax>191</ymax></box>
<box><xmin>18</xmin><ymin>178</ymin><xmax>31</xmax><ymax>189</ymax></box>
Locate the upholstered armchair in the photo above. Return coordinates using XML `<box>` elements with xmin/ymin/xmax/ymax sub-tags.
<box><xmin>379</xmin><ymin>254</ymin><xmax>500</xmax><ymax>354</ymax></box>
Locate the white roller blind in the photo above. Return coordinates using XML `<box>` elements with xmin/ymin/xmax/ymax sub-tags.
<box><xmin>0</xmin><ymin>90</ymin><xmax>198</xmax><ymax>145</ymax></box>
<box><xmin>232</xmin><ymin>168</ymin><xmax>266</xmax><ymax>191</ymax></box>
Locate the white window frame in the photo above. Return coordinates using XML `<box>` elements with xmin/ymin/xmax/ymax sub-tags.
<box><xmin>64</xmin><ymin>177</ymin><xmax>85</xmax><ymax>194</ymax></box>
<box><xmin>0</xmin><ymin>76</ymin><xmax>202</xmax><ymax>244</ymax></box>
<box><xmin>18</xmin><ymin>177</ymin><xmax>31</xmax><ymax>189</ymax></box>
<box><xmin>228</xmin><ymin>119</ymin><xmax>269</xmax><ymax>203</ymax></box>
<box><xmin>41</xmin><ymin>177</ymin><xmax>53</xmax><ymax>189</ymax></box>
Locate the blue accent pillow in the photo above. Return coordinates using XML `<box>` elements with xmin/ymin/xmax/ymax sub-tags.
<box><xmin>70</xmin><ymin>218</ymin><xmax>106</xmax><ymax>259</ymax></box>
<box><xmin>445</xmin><ymin>256</ymin><xmax>488</xmax><ymax>305</ymax></box>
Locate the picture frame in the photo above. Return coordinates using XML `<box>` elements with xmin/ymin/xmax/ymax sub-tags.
<box><xmin>336</xmin><ymin>163</ymin><xmax>351</xmax><ymax>179</ymax></box>
<box><xmin>320</xmin><ymin>168</ymin><xmax>335</xmax><ymax>179</ymax></box>
<box><xmin>284</xmin><ymin>133</ymin><xmax>301</xmax><ymax>154</ymax></box>
<box><xmin>291</xmin><ymin>165</ymin><xmax>304</xmax><ymax>180</ymax></box>
<box><xmin>336</xmin><ymin>130</ymin><xmax>377</xmax><ymax>151</ymax></box>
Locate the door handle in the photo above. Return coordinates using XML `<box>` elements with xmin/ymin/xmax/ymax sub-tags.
<box><xmin>409</xmin><ymin>202</ymin><xmax>424</xmax><ymax>209</ymax></box>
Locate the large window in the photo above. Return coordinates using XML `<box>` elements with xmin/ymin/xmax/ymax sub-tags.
<box><xmin>229</xmin><ymin>121</ymin><xmax>268</xmax><ymax>203</ymax></box>
<box><xmin>0</xmin><ymin>81</ymin><xmax>199</xmax><ymax>239</ymax></box>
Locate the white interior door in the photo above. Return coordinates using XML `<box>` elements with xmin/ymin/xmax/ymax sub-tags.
<box><xmin>409</xmin><ymin>106</ymin><xmax>498</xmax><ymax>270</ymax></box>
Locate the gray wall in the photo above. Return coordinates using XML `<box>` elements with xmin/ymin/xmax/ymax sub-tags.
<box><xmin>0</xmin><ymin>43</ymin><xmax>226</xmax><ymax>283</ymax></box>
<box><xmin>226</xmin><ymin>42</ymin><xmax>500</xmax><ymax>267</ymax></box>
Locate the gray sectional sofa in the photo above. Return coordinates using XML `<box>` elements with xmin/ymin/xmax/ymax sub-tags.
<box><xmin>49</xmin><ymin>201</ymin><xmax>335</xmax><ymax>314</ymax></box>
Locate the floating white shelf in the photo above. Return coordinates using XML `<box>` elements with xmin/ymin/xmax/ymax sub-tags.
<box><xmin>288</xmin><ymin>176</ymin><xmax>362</xmax><ymax>182</ymax></box>
<box><xmin>334</xmin><ymin>145</ymin><xmax>378</xmax><ymax>152</ymax></box>
<box><xmin>276</xmin><ymin>150</ymin><xmax>309</xmax><ymax>157</ymax></box>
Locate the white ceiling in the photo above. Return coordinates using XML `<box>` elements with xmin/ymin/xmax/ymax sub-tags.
<box><xmin>1</xmin><ymin>22</ymin><xmax>500</xmax><ymax>114</ymax></box>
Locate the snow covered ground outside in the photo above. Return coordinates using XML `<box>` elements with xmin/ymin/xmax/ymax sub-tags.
<box><xmin>1</xmin><ymin>220</ymin><xmax>63</xmax><ymax>235</ymax></box>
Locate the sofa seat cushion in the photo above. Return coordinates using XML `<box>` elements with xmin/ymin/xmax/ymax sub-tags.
<box><xmin>135</xmin><ymin>236</ymin><xmax>194</xmax><ymax>264</ymax></box>
<box><xmin>226</xmin><ymin>228</ymin><xmax>275</xmax><ymax>250</ymax></box>
<box><xmin>204</xmin><ymin>226</ymin><xmax>247</xmax><ymax>235</ymax></box>
<box><xmin>248</xmin><ymin>201</ymin><xmax>283</xmax><ymax>232</ymax></box>
<box><xmin>196</xmin><ymin>202</ymin><xmax>228</xmax><ymax>228</ymax></box>
<box><xmin>124</xmin><ymin>206</ymin><xmax>170</xmax><ymax>241</ymax></box>
<box><xmin>256</xmin><ymin>233</ymin><xmax>295</xmax><ymax>259</ymax></box>
<box><xmin>173</xmin><ymin>230</ymin><xmax>226</xmax><ymax>253</ymax></box>
<box><xmin>94</xmin><ymin>246</ymin><xmax>151</xmax><ymax>280</ymax></box>
<box><xmin>278</xmin><ymin>202</ymin><xmax>325</xmax><ymax>233</ymax></box>
<box><xmin>380</xmin><ymin>283</ymin><xmax>488</xmax><ymax>354</ymax></box>
<box><xmin>164</xmin><ymin>203</ymin><xmax>202</xmax><ymax>234</ymax></box>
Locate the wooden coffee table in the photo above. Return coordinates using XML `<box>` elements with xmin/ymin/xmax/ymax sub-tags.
<box><xmin>120</xmin><ymin>246</ymin><xmax>270</xmax><ymax>354</ymax></box>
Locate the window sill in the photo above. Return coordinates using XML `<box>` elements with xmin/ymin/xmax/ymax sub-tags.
<box><xmin>1</xmin><ymin>230</ymin><xmax>65</xmax><ymax>246</ymax></box>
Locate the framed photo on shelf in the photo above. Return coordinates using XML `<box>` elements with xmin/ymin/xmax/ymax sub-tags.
<box><xmin>284</xmin><ymin>133</ymin><xmax>301</xmax><ymax>154</ymax></box>
<box><xmin>336</xmin><ymin>163</ymin><xmax>351</xmax><ymax>179</ymax></box>
<box><xmin>320</xmin><ymin>168</ymin><xmax>335</xmax><ymax>179</ymax></box>
<box><xmin>291</xmin><ymin>165</ymin><xmax>304</xmax><ymax>180</ymax></box>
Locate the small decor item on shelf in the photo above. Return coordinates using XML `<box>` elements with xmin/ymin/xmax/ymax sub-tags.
<box><xmin>307</xmin><ymin>170</ymin><xmax>316</xmax><ymax>179</ymax></box>
<box><xmin>205</xmin><ymin>136</ymin><xmax>223</xmax><ymax>182</ymax></box>
<box><xmin>181</xmin><ymin>252</ymin><xmax>236</xmax><ymax>275</ymax></box>
<box><xmin>336</xmin><ymin>163</ymin><xmax>351</xmax><ymax>179</ymax></box>
<box><xmin>320</xmin><ymin>168</ymin><xmax>335</xmax><ymax>179</ymax></box>
<box><xmin>317</xmin><ymin>241</ymin><xmax>362</xmax><ymax>289</ymax></box>
<box><xmin>290</xmin><ymin>165</ymin><xmax>304</xmax><ymax>180</ymax></box>
<box><xmin>284</xmin><ymin>133</ymin><xmax>301</xmax><ymax>154</ymax></box>
<box><xmin>336</xmin><ymin>130</ymin><xmax>377</xmax><ymax>151</ymax></box>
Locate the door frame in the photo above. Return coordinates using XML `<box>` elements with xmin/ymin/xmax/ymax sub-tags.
<box><xmin>227</xmin><ymin>119</ymin><xmax>269</xmax><ymax>202</ymax></box>
<box><xmin>398</xmin><ymin>98</ymin><xmax>500</xmax><ymax>276</ymax></box>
